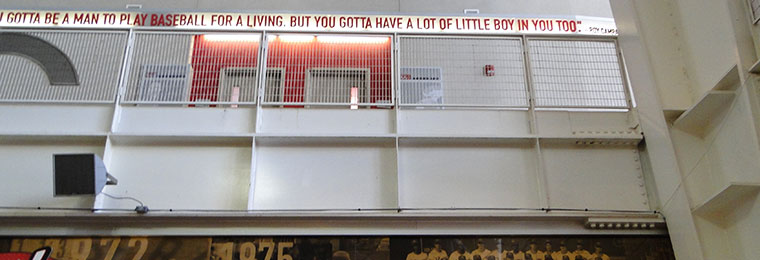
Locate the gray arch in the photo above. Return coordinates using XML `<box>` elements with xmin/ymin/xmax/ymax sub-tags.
<box><xmin>0</xmin><ymin>32</ymin><xmax>80</xmax><ymax>85</ymax></box>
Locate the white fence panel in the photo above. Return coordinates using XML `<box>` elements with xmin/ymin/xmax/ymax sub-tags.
<box><xmin>0</xmin><ymin>30</ymin><xmax>127</xmax><ymax>103</ymax></box>
<box><xmin>399</xmin><ymin>36</ymin><xmax>528</xmax><ymax>108</ymax></box>
<box><xmin>528</xmin><ymin>39</ymin><xmax>628</xmax><ymax>108</ymax></box>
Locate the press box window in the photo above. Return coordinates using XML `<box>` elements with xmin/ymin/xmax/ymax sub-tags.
<box><xmin>262</xmin><ymin>34</ymin><xmax>392</xmax><ymax>108</ymax></box>
<box><xmin>125</xmin><ymin>32</ymin><xmax>262</xmax><ymax>106</ymax></box>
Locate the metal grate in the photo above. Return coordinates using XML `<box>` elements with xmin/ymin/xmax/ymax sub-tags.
<box><xmin>262</xmin><ymin>34</ymin><xmax>393</xmax><ymax>107</ymax></box>
<box><xmin>528</xmin><ymin>39</ymin><xmax>628</xmax><ymax>108</ymax></box>
<box><xmin>123</xmin><ymin>32</ymin><xmax>261</xmax><ymax>106</ymax></box>
<box><xmin>399</xmin><ymin>36</ymin><xmax>528</xmax><ymax>107</ymax></box>
<box><xmin>0</xmin><ymin>30</ymin><xmax>127</xmax><ymax>103</ymax></box>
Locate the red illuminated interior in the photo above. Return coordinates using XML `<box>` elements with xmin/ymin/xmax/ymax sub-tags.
<box><xmin>189</xmin><ymin>35</ymin><xmax>392</xmax><ymax>105</ymax></box>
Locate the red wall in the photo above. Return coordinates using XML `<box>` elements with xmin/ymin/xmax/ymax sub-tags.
<box><xmin>190</xmin><ymin>35</ymin><xmax>392</xmax><ymax>104</ymax></box>
<box><xmin>190</xmin><ymin>36</ymin><xmax>260</xmax><ymax>102</ymax></box>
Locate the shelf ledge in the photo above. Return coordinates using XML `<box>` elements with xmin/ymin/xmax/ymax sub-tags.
<box><xmin>713</xmin><ymin>64</ymin><xmax>740</xmax><ymax>91</ymax></box>
<box><xmin>672</xmin><ymin>90</ymin><xmax>735</xmax><ymax>136</ymax></box>
<box><xmin>0</xmin><ymin>132</ymin><xmax>108</xmax><ymax>143</ymax></box>
<box><xmin>109</xmin><ymin>133</ymin><xmax>253</xmax><ymax>145</ymax></box>
<box><xmin>750</xmin><ymin>59</ymin><xmax>760</xmax><ymax>75</ymax></box>
<box><xmin>256</xmin><ymin>133</ymin><xmax>396</xmax><ymax>139</ymax></box>
<box><xmin>662</xmin><ymin>109</ymin><xmax>686</xmax><ymax>123</ymax></box>
<box><xmin>692</xmin><ymin>182</ymin><xmax>760</xmax><ymax>218</ymax></box>
<box><xmin>669</xmin><ymin>64</ymin><xmax>740</xmax><ymax>135</ymax></box>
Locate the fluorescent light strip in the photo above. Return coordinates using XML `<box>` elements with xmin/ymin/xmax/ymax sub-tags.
<box><xmin>271</xmin><ymin>35</ymin><xmax>388</xmax><ymax>44</ymax></box>
<box><xmin>203</xmin><ymin>34</ymin><xmax>260</xmax><ymax>42</ymax></box>
<box><xmin>317</xmin><ymin>35</ymin><xmax>389</xmax><ymax>43</ymax></box>
<box><xmin>275</xmin><ymin>35</ymin><xmax>316</xmax><ymax>43</ymax></box>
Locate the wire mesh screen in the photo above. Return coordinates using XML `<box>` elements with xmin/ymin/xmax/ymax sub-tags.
<box><xmin>398</xmin><ymin>37</ymin><xmax>528</xmax><ymax>107</ymax></box>
<box><xmin>262</xmin><ymin>34</ymin><xmax>392</xmax><ymax>107</ymax></box>
<box><xmin>123</xmin><ymin>33</ymin><xmax>261</xmax><ymax>105</ymax></box>
<box><xmin>528</xmin><ymin>39</ymin><xmax>628</xmax><ymax>108</ymax></box>
<box><xmin>0</xmin><ymin>30</ymin><xmax>127</xmax><ymax>103</ymax></box>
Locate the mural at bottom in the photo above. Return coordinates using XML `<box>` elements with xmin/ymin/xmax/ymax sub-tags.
<box><xmin>0</xmin><ymin>236</ymin><xmax>674</xmax><ymax>260</ymax></box>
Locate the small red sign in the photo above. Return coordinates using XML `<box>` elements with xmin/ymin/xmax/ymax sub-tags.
<box><xmin>484</xmin><ymin>65</ymin><xmax>495</xmax><ymax>76</ymax></box>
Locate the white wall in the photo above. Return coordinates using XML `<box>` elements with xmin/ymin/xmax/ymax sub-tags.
<box><xmin>102</xmin><ymin>143</ymin><xmax>252</xmax><ymax>210</ymax></box>
<box><xmin>116</xmin><ymin>106</ymin><xmax>256</xmax><ymax>134</ymax></box>
<box><xmin>398</xmin><ymin>141</ymin><xmax>539</xmax><ymax>208</ymax></box>
<box><xmin>0</xmin><ymin>141</ymin><xmax>104</xmax><ymax>209</ymax></box>
<box><xmin>669</xmin><ymin>81</ymin><xmax>760</xmax><ymax>260</ymax></box>
<box><xmin>253</xmin><ymin>139</ymin><xmax>397</xmax><ymax>210</ymax></box>
<box><xmin>674</xmin><ymin>87</ymin><xmax>760</xmax><ymax>206</ymax></box>
<box><xmin>398</xmin><ymin>110</ymin><xmax>531</xmax><ymax>136</ymax></box>
<box><xmin>0</xmin><ymin>104</ymin><xmax>113</xmax><ymax>134</ymax></box>
<box><xmin>612</xmin><ymin>0</ymin><xmax>760</xmax><ymax>258</ymax></box>
<box><xmin>542</xmin><ymin>144</ymin><xmax>649</xmax><ymax>211</ymax></box>
<box><xmin>670</xmin><ymin>0</ymin><xmax>738</xmax><ymax>100</ymax></box>
<box><xmin>535</xmin><ymin>111</ymin><xmax>639</xmax><ymax>138</ymax></box>
<box><xmin>626</xmin><ymin>0</ymin><xmax>693</xmax><ymax>110</ymax></box>
<box><xmin>259</xmin><ymin>108</ymin><xmax>395</xmax><ymax>135</ymax></box>
<box><xmin>723</xmin><ymin>193</ymin><xmax>760</xmax><ymax>260</ymax></box>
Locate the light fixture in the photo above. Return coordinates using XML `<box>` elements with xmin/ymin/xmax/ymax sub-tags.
<box><xmin>270</xmin><ymin>35</ymin><xmax>389</xmax><ymax>44</ymax></box>
<box><xmin>274</xmin><ymin>34</ymin><xmax>316</xmax><ymax>43</ymax></box>
<box><xmin>350</xmin><ymin>87</ymin><xmax>359</xmax><ymax>110</ymax></box>
<box><xmin>203</xmin><ymin>34</ymin><xmax>260</xmax><ymax>42</ymax></box>
<box><xmin>316</xmin><ymin>35</ymin><xmax>389</xmax><ymax>44</ymax></box>
<box><xmin>586</xmin><ymin>217</ymin><xmax>664</xmax><ymax>229</ymax></box>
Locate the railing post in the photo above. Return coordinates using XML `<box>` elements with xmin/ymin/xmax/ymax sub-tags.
<box><xmin>110</xmin><ymin>29</ymin><xmax>135</xmax><ymax>133</ymax></box>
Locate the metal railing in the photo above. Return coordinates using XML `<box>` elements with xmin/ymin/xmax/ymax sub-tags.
<box><xmin>0</xmin><ymin>30</ymin><xmax>127</xmax><ymax>103</ymax></box>
<box><xmin>0</xmin><ymin>29</ymin><xmax>631</xmax><ymax>110</ymax></box>
<box><xmin>527</xmin><ymin>39</ymin><xmax>629</xmax><ymax>109</ymax></box>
